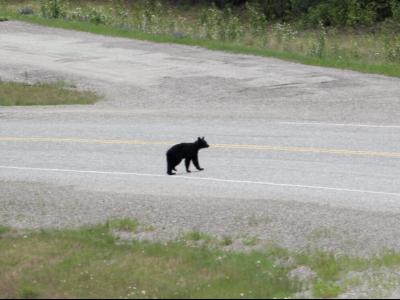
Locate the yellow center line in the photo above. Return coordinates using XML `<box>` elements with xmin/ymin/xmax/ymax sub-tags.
<box><xmin>0</xmin><ymin>136</ymin><xmax>399</xmax><ymax>158</ymax></box>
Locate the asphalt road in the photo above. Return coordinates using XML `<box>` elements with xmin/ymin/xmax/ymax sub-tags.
<box><xmin>1</xmin><ymin>21</ymin><xmax>400</xmax><ymax>255</ymax></box>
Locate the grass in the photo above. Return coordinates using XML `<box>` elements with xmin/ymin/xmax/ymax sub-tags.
<box><xmin>220</xmin><ymin>235</ymin><xmax>233</xmax><ymax>247</ymax></box>
<box><xmin>0</xmin><ymin>225</ymin><xmax>9</xmax><ymax>236</ymax></box>
<box><xmin>106</xmin><ymin>218</ymin><xmax>140</xmax><ymax>232</ymax></box>
<box><xmin>0</xmin><ymin>223</ymin><xmax>298</xmax><ymax>299</ymax></box>
<box><xmin>313</xmin><ymin>280</ymin><xmax>344</xmax><ymax>298</ymax></box>
<box><xmin>183</xmin><ymin>231</ymin><xmax>213</xmax><ymax>242</ymax></box>
<box><xmin>243</xmin><ymin>236</ymin><xmax>260</xmax><ymax>247</ymax></box>
<box><xmin>2</xmin><ymin>1</ymin><xmax>400</xmax><ymax>78</ymax></box>
<box><xmin>2</xmin><ymin>222</ymin><xmax>400</xmax><ymax>298</ymax></box>
<box><xmin>0</xmin><ymin>81</ymin><xmax>100</xmax><ymax>106</ymax></box>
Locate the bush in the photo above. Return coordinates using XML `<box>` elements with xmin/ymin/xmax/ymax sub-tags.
<box><xmin>346</xmin><ymin>0</ymin><xmax>377</xmax><ymax>26</ymax></box>
<box><xmin>245</xmin><ymin>2</ymin><xmax>267</xmax><ymax>35</ymax></box>
<box><xmin>385</xmin><ymin>37</ymin><xmax>400</xmax><ymax>63</ymax></box>
<box><xmin>200</xmin><ymin>4</ymin><xmax>223</xmax><ymax>40</ymax></box>
<box><xmin>305</xmin><ymin>1</ymin><xmax>347</xmax><ymax>27</ymax></box>
<box><xmin>40</xmin><ymin>0</ymin><xmax>66</xmax><ymax>19</ymax></box>
<box><xmin>87</xmin><ymin>7</ymin><xmax>108</xmax><ymax>25</ymax></box>
<box><xmin>391</xmin><ymin>0</ymin><xmax>400</xmax><ymax>22</ymax></box>
<box><xmin>140</xmin><ymin>0</ymin><xmax>164</xmax><ymax>33</ymax></box>
<box><xmin>310</xmin><ymin>22</ymin><xmax>327</xmax><ymax>58</ymax></box>
<box><xmin>222</xmin><ymin>7</ymin><xmax>243</xmax><ymax>41</ymax></box>
<box><xmin>66</xmin><ymin>7</ymin><xmax>86</xmax><ymax>22</ymax></box>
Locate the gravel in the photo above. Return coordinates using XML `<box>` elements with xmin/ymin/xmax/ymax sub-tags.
<box><xmin>2</xmin><ymin>180</ymin><xmax>400</xmax><ymax>257</ymax></box>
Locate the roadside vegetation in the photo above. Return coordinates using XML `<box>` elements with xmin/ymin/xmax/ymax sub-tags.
<box><xmin>0</xmin><ymin>81</ymin><xmax>100</xmax><ymax>106</ymax></box>
<box><xmin>1</xmin><ymin>0</ymin><xmax>400</xmax><ymax>77</ymax></box>
<box><xmin>2</xmin><ymin>220</ymin><xmax>400</xmax><ymax>298</ymax></box>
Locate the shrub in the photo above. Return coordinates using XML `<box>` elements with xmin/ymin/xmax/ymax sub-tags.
<box><xmin>273</xmin><ymin>22</ymin><xmax>298</xmax><ymax>45</ymax></box>
<box><xmin>66</xmin><ymin>7</ymin><xmax>87</xmax><ymax>22</ymax></box>
<box><xmin>222</xmin><ymin>7</ymin><xmax>243</xmax><ymax>41</ymax></box>
<box><xmin>310</xmin><ymin>22</ymin><xmax>327</xmax><ymax>58</ymax></box>
<box><xmin>40</xmin><ymin>0</ymin><xmax>66</xmax><ymax>19</ymax></box>
<box><xmin>385</xmin><ymin>37</ymin><xmax>400</xmax><ymax>63</ymax></box>
<box><xmin>87</xmin><ymin>7</ymin><xmax>108</xmax><ymax>25</ymax></box>
<box><xmin>391</xmin><ymin>0</ymin><xmax>400</xmax><ymax>22</ymax></box>
<box><xmin>200</xmin><ymin>4</ymin><xmax>223</xmax><ymax>40</ymax></box>
<box><xmin>347</xmin><ymin>0</ymin><xmax>377</xmax><ymax>26</ymax></box>
<box><xmin>140</xmin><ymin>0</ymin><xmax>164</xmax><ymax>33</ymax></box>
<box><xmin>245</xmin><ymin>2</ymin><xmax>267</xmax><ymax>35</ymax></box>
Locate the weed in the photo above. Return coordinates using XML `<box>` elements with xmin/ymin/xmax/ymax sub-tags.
<box><xmin>310</xmin><ymin>22</ymin><xmax>327</xmax><ymax>58</ymax></box>
<box><xmin>221</xmin><ymin>235</ymin><xmax>233</xmax><ymax>246</ymax></box>
<box><xmin>245</xmin><ymin>2</ymin><xmax>267</xmax><ymax>36</ymax></box>
<box><xmin>200</xmin><ymin>4</ymin><xmax>223</xmax><ymax>40</ymax></box>
<box><xmin>243</xmin><ymin>236</ymin><xmax>260</xmax><ymax>247</ymax></box>
<box><xmin>313</xmin><ymin>280</ymin><xmax>343</xmax><ymax>298</ymax></box>
<box><xmin>106</xmin><ymin>218</ymin><xmax>139</xmax><ymax>233</ymax></box>
<box><xmin>183</xmin><ymin>231</ymin><xmax>212</xmax><ymax>242</ymax></box>
<box><xmin>0</xmin><ymin>225</ymin><xmax>9</xmax><ymax>236</ymax></box>
<box><xmin>40</xmin><ymin>0</ymin><xmax>66</xmax><ymax>19</ymax></box>
<box><xmin>392</xmin><ymin>0</ymin><xmax>400</xmax><ymax>23</ymax></box>
<box><xmin>385</xmin><ymin>37</ymin><xmax>400</xmax><ymax>63</ymax></box>
<box><xmin>19</xmin><ymin>283</ymin><xmax>40</xmax><ymax>299</ymax></box>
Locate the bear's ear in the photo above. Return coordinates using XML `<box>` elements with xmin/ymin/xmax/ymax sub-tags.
<box><xmin>197</xmin><ymin>137</ymin><xmax>201</xmax><ymax>141</ymax></box>
<box><xmin>202</xmin><ymin>136</ymin><xmax>205</xmax><ymax>140</ymax></box>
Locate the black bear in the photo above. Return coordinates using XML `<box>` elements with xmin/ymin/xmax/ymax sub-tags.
<box><xmin>166</xmin><ymin>137</ymin><xmax>209</xmax><ymax>175</ymax></box>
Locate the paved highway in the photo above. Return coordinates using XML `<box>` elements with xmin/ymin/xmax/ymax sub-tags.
<box><xmin>1</xmin><ymin>21</ymin><xmax>400</xmax><ymax>255</ymax></box>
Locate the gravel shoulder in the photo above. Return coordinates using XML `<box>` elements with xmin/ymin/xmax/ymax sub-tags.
<box><xmin>2</xmin><ymin>180</ymin><xmax>400</xmax><ymax>257</ymax></box>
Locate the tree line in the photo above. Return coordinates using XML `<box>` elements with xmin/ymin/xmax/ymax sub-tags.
<box><xmin>167</xmin><ymin>0</ymin><xmax>400</xmax><ymax>26</ymax></box>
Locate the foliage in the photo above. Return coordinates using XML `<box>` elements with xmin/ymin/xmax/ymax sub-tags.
<box><xmin>385</xmin><ymin>36</ymin><xmax>400</xmax><ymax>63</ymax></box>
<box><xmin>40</xmin><ymin>0</ymin><xmax>66</xmax><ymax>19</ymax></box>
<box><xmin>310</xmin><ymin>22</ymin><xmax>327</xmax><ymax>58</ymax></box>
<box><xmin>391</xmin><ymin>0</ymin><xmax>400</xmax><ymax>22</ymax></box>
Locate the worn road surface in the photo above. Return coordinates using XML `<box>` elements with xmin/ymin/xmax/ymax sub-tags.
<box><xmin>1</xmin><ymin>21</ymin><xmax>400</xmax><ymax>256</ymax></box>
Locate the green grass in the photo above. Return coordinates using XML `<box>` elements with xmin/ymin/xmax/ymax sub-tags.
<box><xmin>106</xmin><ymin>218</ymin><xmax>140</xmax><ymax>233</ymax></box>
<box><xmin>183</xmin><ymin>231</ymin><xmax>213</xmax><ymax>242</ymax></box>
<box><xmin>0</xmin><ymin>224</ymin><xmax>298</xmax><ymax>299</ymax></box>
<box><xmin>5</xmin><ymin>11</ymin><xmax>400</xmax><ymax>78</ymax></box>
<box><xmin>313</xmin><ymin>280</ymin><xmax>344</xmax><ymax>298</ymax></box>
<box><xmin>0</xmin><ymin>81</ymin><xmax>100</xmax><ymax>106</ymax></box>
<box><xmin>220</xmin><ymin>235</ymin><xmax>233</xmax><ymax>247</ymax></box>
<box><xmin>2</xmin><ymin>223</ymin><xmax>400</xmax><ymax>298</ymax></box>
<box><xmin>0</xmin><ymin>225</ymin><xmax>9</xmax><ymax>236</ymax></box>
<box><xmin>243</xmin><ymin>236</ymin><xmax>260</xmax><ymax>247</ymax></box>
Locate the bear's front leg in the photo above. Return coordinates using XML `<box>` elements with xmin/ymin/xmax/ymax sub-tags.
<box><xmin>193</xmin><ymin>156</ymin><xmax>204</xmax><ymax>171</ymax></box>
<box><xmin>185</xmin><ymin>158</ymin><xmax>191</xmax><ymax>173</ymax></box>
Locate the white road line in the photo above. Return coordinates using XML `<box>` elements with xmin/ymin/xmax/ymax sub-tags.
<box><xmin>1</xmin><ymin>165</ymin><xmax>399</xmax><ymax>198</ymax></box>
<box><xmin>279</xmin><ymin>121</ymin><xmax>400</xmax><ymax>129</ymax></box>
